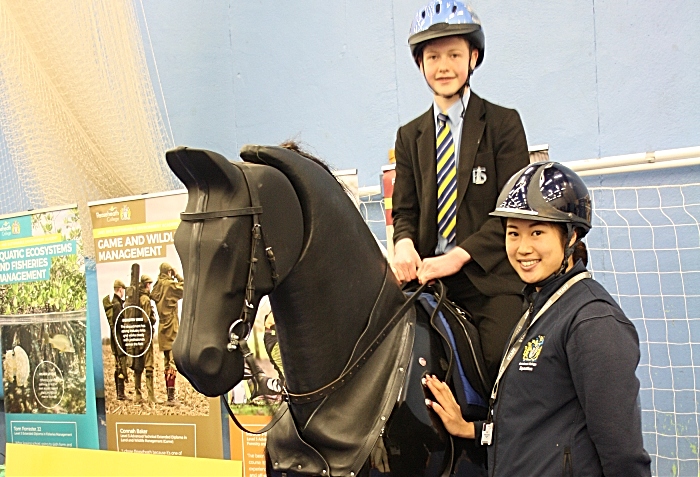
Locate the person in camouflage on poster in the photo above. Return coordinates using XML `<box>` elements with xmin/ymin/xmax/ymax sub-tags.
<box><xmin>102</xmin><ymin>279</ymin><xmax>130</xmax><ymax>401</ymax></box>
<box><xmin>132</xmin><ymin>274</ymin><xmax>160</xmax><ymax>406</ymax></box>
<box><xmin>151</xmin><ymin>262</ymin><xmax>184</xmax><ymax>406</ymax></box>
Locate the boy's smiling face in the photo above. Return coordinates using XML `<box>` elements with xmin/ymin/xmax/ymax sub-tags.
<box><xmin>420</xmin><ymin>35</ymin><xmax>478</xmax><ymax>105</ymax></box>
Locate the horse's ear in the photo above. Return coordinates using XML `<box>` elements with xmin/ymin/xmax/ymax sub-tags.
<box><xmin>166</xmin><ymin>146</ymin><xmax>238</xmax><ymax>192</ymax></box>
<box><xmin>240</xmin><ymin>144</ymin><xmax>293</xmax><ymax>168</ymax></box>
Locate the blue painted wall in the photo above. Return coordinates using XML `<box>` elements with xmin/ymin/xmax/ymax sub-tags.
<box><xmin>138</xmin><ymin>0</ymin><xmax>700</xmax><ymax>186</ymax></box>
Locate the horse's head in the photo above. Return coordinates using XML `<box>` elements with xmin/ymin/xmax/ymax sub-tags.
<box><xmin>165</xmin><ymin>147</ymin><xmax>303</xmax><ymax>396</ymax></box>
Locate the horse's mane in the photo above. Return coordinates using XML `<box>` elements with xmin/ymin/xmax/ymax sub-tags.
<box><xmin>279</xmin><ymin>140</ymin><xmax>351</xmax><ymax>196</ymax></box>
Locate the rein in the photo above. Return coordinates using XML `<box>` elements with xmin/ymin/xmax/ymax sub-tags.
<box><xmin>285</xmin><ymin>279</ymin><xmax>427</xmax><ymax>405</ymax></box>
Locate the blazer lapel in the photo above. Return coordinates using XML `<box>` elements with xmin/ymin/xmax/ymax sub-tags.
<box><xmin>416</xmin><ymin>107</ymin><xmax>437</xmax><ymax>238</ymax></box>
<box><xmin>456</xmin><ymin>93</ymin><xmax>486</xmax><ymax>211</ymax></box>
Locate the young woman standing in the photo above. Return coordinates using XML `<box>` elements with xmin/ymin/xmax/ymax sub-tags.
<box><xmin>425</xmin><ymin>162</ymin><xmax>651</xmax><ymax>476</ymax></box>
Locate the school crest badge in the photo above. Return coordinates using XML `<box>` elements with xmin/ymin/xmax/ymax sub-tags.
<box><xmin>519</xmin><ymin>335</ymin><xmax>545</xmax><ymax>372</ymax></box>
<box><xmin>120</xmin><ymin>205</ymin><xmax>132</xmax><ymax>221</ymax></box>
<box><xmin>472</xmin><ymin>166</ymin><xmax>487</xmax><ymax>185</ymax></box>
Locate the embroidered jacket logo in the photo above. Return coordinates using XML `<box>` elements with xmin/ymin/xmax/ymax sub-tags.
<box><xmin>519</xmin><ymin>335</ymin><xmax>545</xmax><ymax>372</ymax></box>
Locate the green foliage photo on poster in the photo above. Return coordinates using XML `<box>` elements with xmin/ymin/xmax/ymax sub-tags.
<box><xmin>0</xmin><ymin>210</ymin><xmax>85</xmax><ymax>315</ymax></box>
<box><xmin>3</xmin><ymin>317</ymin><xmax>87</xmax><ymax>414</ymax></box>
<box><xmin>0</xmin><ymin>208</ymin><xmax>89</xmax><ymax>414</ymax></box>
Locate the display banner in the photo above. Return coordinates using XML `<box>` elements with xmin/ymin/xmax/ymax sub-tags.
<box><xmin>229</xmin><ymin>415</ymin><xmax>271</xmax><ymax>477</ymax></box>
<box><xmin>334</xmin><ymin>168</ymin><xmax>360</xmax><ymax>208</ymax></box>
<box><xmin>88</xmin><ymin>191</ymin><xmax>223</xmax><ymax>459</ymax></box>
<box><xmin>0</xmin><ymin>205</ymin><xmax>99</xmax><ymax>449</ymax></box>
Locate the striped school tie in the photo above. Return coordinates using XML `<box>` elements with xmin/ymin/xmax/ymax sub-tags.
<box><xmin>436</xmin><ymin>112</ymin><xmax>457</xmax><ymax>243</ymax></box>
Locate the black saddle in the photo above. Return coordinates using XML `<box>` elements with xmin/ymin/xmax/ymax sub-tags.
<box><xmin>266</xmin><ymin>279</ymin><xmax>490</xmax><ymax>476</ymax></box>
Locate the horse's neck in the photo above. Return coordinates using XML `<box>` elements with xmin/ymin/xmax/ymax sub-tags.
<box><xmin>270</xmin><ymin>214</ymin><xmax>405</xmax><ymax>395</ymax></box>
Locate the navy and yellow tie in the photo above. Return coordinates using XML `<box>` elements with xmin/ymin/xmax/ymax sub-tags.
<box><xmin>436</xmin><ymin>112</ymin><xmax>457</xmax><ymax>243</ymax></box>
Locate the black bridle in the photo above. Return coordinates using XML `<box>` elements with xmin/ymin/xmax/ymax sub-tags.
<box><xmin>179</xmin><ymin>165</ymin><xmax>279</xmax><ymax>352</ymax></box>
<box><xmin>179</xmin><ymin>162</ymin><xmax>426</xmax><ymax>436</ymax></box>
<box><xmin>179</xmin><ymin>164</ymin><xmax>282</xmax><ymax>434</ymax></box>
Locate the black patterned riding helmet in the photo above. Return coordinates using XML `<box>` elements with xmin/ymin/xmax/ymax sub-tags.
<box><xmin>490</xmin><ymin>162</ymin><xmax>592</xmax><ymax>237</ymax></box>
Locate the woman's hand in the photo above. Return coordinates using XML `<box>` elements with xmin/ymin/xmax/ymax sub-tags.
<box><xmin>424</xmin><ymin>375</ymin><xmax>475</xmax><ymax>439</ymax></box>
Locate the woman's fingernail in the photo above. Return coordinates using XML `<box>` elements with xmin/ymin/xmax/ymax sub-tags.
<box><xmin>421</xmin><ymin>377</ymin><xmax>427</xmax><ymax>386</ymax></box>
<box><xmin>425</xmin><ymin>399</ymin><xmax>432</xmax><ymax>407</ymax></box>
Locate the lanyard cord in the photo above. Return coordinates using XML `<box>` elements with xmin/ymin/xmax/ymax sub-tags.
<box><xmin>488</xmin><ymin>271</ymin><xmax>591</xmax><ymax>412</ymax></box>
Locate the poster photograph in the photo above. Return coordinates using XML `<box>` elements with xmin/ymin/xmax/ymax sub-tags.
<box><xmin>0</xmin><ymin>206</ymin><xmax>99</xmax><ymax>449</ymax></box>
<box><xmin>88</xmin><ymin>191</ymin><xmax>223</xmax><ymax>459</ymax></box>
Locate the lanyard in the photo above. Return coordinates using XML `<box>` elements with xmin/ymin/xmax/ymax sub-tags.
<box><xmin>489</xmin><ymin>271</ymin><xmax>591</xmax><ymax>407</ymax></box>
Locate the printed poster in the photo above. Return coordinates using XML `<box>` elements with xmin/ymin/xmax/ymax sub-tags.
<box><xmin>88</xmin><ymin>191</ymin><xmax>223</xmax><ymax>459</ymax></box>
<box><xmin>334</xmin><ymin>168</ymin><xmax>360</xmax><ymax>208</ymax></box>
<box><xmin>0</xmin><ymin>206</ymin><xmax>99</xmax><ymax>449</ymax></box>
<box><xmin>229</xmin><ymin>415</ymin><xmax>271</xmax><ymax>477</ymax></box>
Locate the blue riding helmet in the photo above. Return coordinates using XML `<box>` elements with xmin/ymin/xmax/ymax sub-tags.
<box><xmin>490</xmin><ymin>162</ymin><xmax>592</xmax><ymax>237</ymax></box>
<box><xmin>409</xmin><ymin>1</ymin><xmax>485</xmax><ymax>68</ymax></box>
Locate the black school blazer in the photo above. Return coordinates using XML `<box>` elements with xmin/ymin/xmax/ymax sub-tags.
<box><xmin>392</xmin><ymin>92</ymin><xmax>530</xmax><ymax>296</ymax></box>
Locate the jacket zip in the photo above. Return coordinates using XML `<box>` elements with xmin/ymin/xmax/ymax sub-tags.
<box><xmin>490</xmin><ymin>301</ymin><xmax>533</xmax><ymax>477</ymax></box>
<box><xmin>563</xmin><ymin>447</ymin><xmax>573</xmax><ymax>477</ymax></box>
<box><xmin>489</xmin><ymin>375</ymin><xmax>505</xmax><ymax>477</ymax></box>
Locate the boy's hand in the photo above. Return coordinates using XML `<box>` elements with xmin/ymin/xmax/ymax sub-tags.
<box><xmin>417</xmin><ymin>246</ymin><xmax>471</xmax><ymax>283</ymax></box>
<box><xmin>424</xmin><ymin>375</ymin><xmax>475</xmax><ymax>439</ymax></box>
<box><xmin>391</xmin><ymin>238</ymin><xmax>422</xmax><ymax>283</ymax></box>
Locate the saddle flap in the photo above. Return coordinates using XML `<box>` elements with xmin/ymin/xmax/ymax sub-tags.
<box><xmin>418</xmin><ymin>293</ymin><xmax>489</xmax><ymax>421</ymax></box>
<box><xmin>266</xmin><ymin>403</ymin><xmax>330</xmax><ymax>476</ymax></box>
<box><xmin>268</xmin><ymin>307</ymin><xmax>416</xmax><ymax>476</ymax></box>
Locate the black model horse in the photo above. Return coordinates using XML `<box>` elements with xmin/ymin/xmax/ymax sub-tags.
<box><xmin>166</xmin><ymin>145</ymin><xmax>488</xmax><ymax>476</ymax></box>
